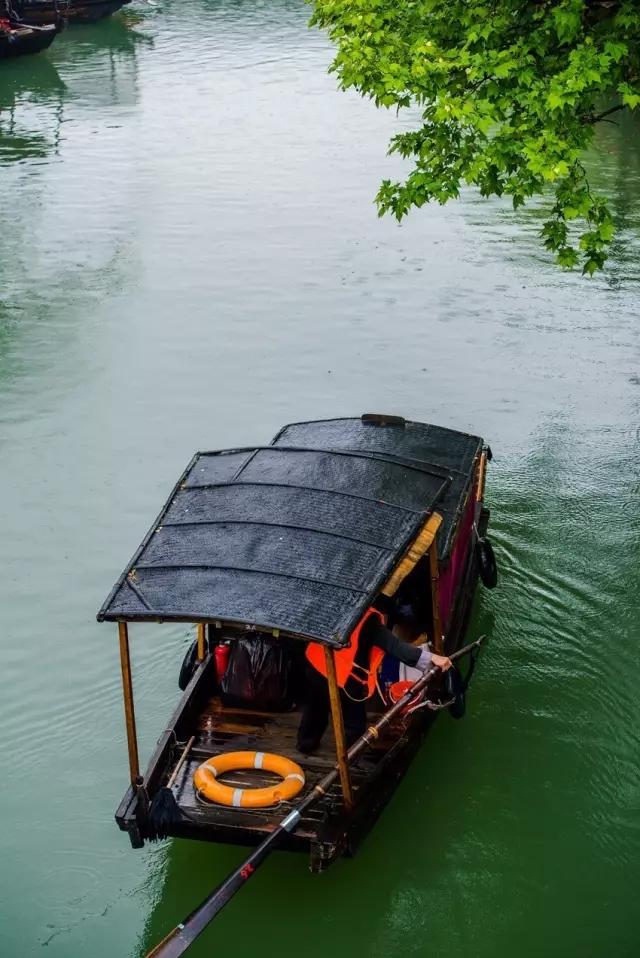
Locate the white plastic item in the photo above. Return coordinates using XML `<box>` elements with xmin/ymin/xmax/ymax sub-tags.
<box><xmin>399</xmin><ymin>643</ymin><xmax>430</xmax><ymax>683</ymax></box>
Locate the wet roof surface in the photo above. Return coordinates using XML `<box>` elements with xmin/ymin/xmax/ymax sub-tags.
<box><xmin>98</xmin><ymin>419</ymin><xmax>483</xmax><ymax>644</ymax></box>
<box><xmin>272</xmin><ymin>418</ymin><xmax>483</xmax><ymax>559</ymax></box>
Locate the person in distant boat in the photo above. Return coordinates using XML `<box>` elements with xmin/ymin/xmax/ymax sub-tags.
<box><xmin>297</xmin><ymin>602</ymin><xmax>452</xmax><ymax>754</ymax></box>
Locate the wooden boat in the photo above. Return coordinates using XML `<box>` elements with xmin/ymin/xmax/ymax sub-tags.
<box><xmin>98</xmin><ymin>414</ymin><xmax>496</xmax><ymax>876</ymax></box>
<box><xmin>11</xmin><ymin>0</ymin><xmax>130</xmax><ymax>27</ymax></box>
<box><xmin>0</xmin><ymin>16</ymin><xmax>57</xmax><ymax>57</ymax></box>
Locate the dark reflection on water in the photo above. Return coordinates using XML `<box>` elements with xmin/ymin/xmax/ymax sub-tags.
<box><xmin>0</xmin><ymin>2</ymin><xmax>639</xmax><ymax>957</ymax></box>
<box><xmin>47</xmin><ymin>15</ymin><xmax>152</xmax><ymax>106</ymax></box>
<box><xmin>51</xmin><ymin>13</ymin><xmax>153</xmax><ymax>63</ymax></box>
<box><xmin>0</xmin><ymin>13</ymin><xmax>151</xmax><ymax>167</ymax></box>
<box><xmin>0</xmin><ymin>57</ymin><xmax>65</xmax><ymax>163</ymax></box>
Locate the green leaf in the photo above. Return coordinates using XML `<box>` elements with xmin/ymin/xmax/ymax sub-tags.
<box><xmin>619</xmin><ymin>83</ymin><xmax>640</xmax><ymax>110</ymax></box>
<box><xmin>552</xmin><ymin>0</ymin><xmax>584</xmax><ymax>44</ymax></box>
<box><xmin>557</xmin><ymin>247</ymin><xmax>579</xmax><ymax>268</ymax></box>
<box><xmin>597</xmin><ymin>221</ymin><xmax>615</xmax><ymax>242</ymax></box>
<box><xmin>494</xmin><ymin>59</ymin><xmax>518</xmax><ymax>78</ymax></box>
<box><xmin>604</xmin><ymin>40</ymin><xmax>628</xmax><ymax>63</ymax></box>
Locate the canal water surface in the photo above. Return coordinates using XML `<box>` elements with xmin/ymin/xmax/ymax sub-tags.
<box><xmin>1</xmin><ymin>3</ymin><xmax>639</xmax><ymax>957</ymax></box>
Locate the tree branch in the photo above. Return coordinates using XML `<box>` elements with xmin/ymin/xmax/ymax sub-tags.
<box><xmin>583</xmin><ymin>102</ymin><xmax>626</xmax><ymax>123</ymax></box>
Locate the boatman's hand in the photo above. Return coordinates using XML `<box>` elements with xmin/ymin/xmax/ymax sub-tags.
<box><xmin>416</xmin><ymin>648</ymin><xmax>452</xmax><ymax>672</ymax></box>
<box><xmin>431</xmin><ymin>653</ymin><xmax>453</xmax><ymax>672</ymax></box>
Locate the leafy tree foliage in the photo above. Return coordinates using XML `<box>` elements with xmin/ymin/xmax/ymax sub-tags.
<box><xmin>310</xmin><ymin>0</ymin><xmax>640</xmax><ymax>273</ymax></box>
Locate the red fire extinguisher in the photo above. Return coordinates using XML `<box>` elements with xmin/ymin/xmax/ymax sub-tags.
<box><xmin>214</xmin><ymin>642</ymin><xmax>230</xmax><ymax>681</ymax></box>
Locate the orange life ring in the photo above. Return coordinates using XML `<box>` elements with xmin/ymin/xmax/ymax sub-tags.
<box><xmin>193</xmin><ymin>751</ymin><xmax>305</xmax><ymax>808</ymax></box>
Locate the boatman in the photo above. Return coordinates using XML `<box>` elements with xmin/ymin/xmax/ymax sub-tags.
<box><xmin>297</xmin><ymin>603</ymin><xmax>452</xmax><ymax>754</ymax></box>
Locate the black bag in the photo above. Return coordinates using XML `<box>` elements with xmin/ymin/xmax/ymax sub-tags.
<box><xmin>221</xmin><ymin>633</ymin><xmax>295</xmax><ymax>711</ymax></box>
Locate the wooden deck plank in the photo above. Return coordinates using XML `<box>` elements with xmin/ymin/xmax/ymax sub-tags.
<box><xmin>194</xmin><ymin>696</ymin><xmax>391</xmax><ymax>768</ymax></box>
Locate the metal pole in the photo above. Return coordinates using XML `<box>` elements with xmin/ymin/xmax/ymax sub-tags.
<box><xmin>196</xmin><ymin>623</ymin><xmax>206</xmax><ymax>661</ymax></box>
<box><xmin>323</xmin><ymin>647</ymin><xmax>353</xmax><ymax>809</ymax></box>
<box><xmin>428</xmin><ymin>541</ymin><xmax>444</xmax><ymax>654</ymax></box>
<box><xmin>118</xmin><ymin>621</ymin><xmax>140</xmax><ymax>785</ymax></box>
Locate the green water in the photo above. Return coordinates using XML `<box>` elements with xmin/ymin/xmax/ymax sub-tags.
<box><xmin>1</xmin><ymin>4</ymin><xmax>639</xmax><ymax>956</ymax></box>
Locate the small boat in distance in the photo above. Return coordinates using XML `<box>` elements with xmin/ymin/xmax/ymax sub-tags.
<box><xmin>11</xmin><ymin>0</ymin><xmax>130</xmax><ymax>27</ymax></box>
<box><xmin>0</xmin><ymin>13</ymin><xmax>57</xmax><ymax>58</ymax></box>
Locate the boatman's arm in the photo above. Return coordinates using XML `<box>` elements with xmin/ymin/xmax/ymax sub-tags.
<box><xmin>363</xmin><ymin>617</ymin><xmax>452</xmax><ymax>672</ymax></box>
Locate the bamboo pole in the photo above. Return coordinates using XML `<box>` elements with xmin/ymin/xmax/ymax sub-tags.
<box><xmin>428</xmin><ymin>541</ymin><xmax>443</xmax><ymax>654</ymax></box>
<box><xmin>196</xmin><ymin>623</ymin><xmax>206</xmax><ymax>661</ymax></box>
<box><xmin>323</xmin><ymin>647</ymin><xmax>353</xmax><ymax>809</ymax></box>
<box><xmin>118</xmin><ymin>622</ymin><xmax>140</xmax><ymax>785</ymax></box>
<box><xmin>167</xmin><ymin>736</ymin><xmax>196</xmax><ymax>789</ymax></box>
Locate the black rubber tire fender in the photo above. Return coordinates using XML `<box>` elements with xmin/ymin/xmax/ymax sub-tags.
<box><xmin>477</xmin><ymin>536</ymin><xmax>498</xmax><ymax>589</ymax></box>
<box><xmin>444</xmin><ymin>665</ymin><xmax>466</xmax><ymax>719</ymax></box>
<box><xmin>178</xmin><ymin>639</ymin><xmax>199</xmax><ymax>691</ymax></box>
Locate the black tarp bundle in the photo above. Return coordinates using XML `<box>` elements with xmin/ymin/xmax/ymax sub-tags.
<box><xmin>220</xmin><ymin>633</ymin><xmax>297</xmax><ymax>711</ymax></box>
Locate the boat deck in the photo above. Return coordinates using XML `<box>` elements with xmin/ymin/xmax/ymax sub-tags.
<box><xmin>170</xmin><ymin>697</ymin><xmax>400</xmax><ymax>851</ymax></box>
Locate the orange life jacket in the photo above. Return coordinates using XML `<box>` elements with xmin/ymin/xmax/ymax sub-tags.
<box><xmin>306</xmin><ymin>607</ymin><xmax>386</xmax><ymax>700</ymax></box>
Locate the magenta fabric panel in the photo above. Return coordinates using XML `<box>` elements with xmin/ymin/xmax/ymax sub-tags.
<box><xmin>438</xmin><ymin>489</ymin><xmax>476</xmax><ymax>629</ymax></box>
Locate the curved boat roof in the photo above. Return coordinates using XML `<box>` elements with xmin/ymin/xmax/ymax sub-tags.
<box><xmin>97</xmin><ymin>416</ymin><xmax>483</xmax><ymax>646</ymax></box>
<box><xmin>272</xmin><ymin>416</ymin><xmax>482</xmax><ymax>560</ymax></box>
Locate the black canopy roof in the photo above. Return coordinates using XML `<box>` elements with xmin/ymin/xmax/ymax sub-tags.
<box><xmin>271</xmin><ymin>417</ymin><xmax>483</xmax><ymax>560</ymax></box>
<box><xmin>97</xmin><ymin>417</ymin><xmax>483</xmax><ymax>647</ymax></box>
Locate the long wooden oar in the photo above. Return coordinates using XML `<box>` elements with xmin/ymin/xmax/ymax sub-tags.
<box><xmin>145</xmin><ymin>635</ymin><xmax>486</xmax><ymax>958</ymax></box>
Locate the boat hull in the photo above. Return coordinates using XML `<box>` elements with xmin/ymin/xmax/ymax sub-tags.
<box><xmin>0</xmin><ymin>23</ymin><xmax>57</xmax><ymax>58</ymax></box>
<box><xmin>16</xmin><ymin>0</ymin><xmax>130</xmax><ymax>26</ymax></box>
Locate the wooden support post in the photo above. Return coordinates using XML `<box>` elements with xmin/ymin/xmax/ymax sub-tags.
<box><xmin>476</xmin><ymin>450</ymin><xmax>488</xmax><ymax>502</ymax></box>
<box><xmin>118</xmin><ymin>621</ymin><xmax>140</xmax><ymax>786</ymax></box>
<box><xmin>196</xmin><ymin>622</ymin><xmax>206</xmax><ymax>661</ymax></box>
<box><xmin>428</xmin><ymin>541</ymin><xmax>444</xmax><ymax>654</ymax></box>
<box><xmin>323</xmin><ymin>647</ymin><xmax>353</xmax><ymax>809</ymax></box>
